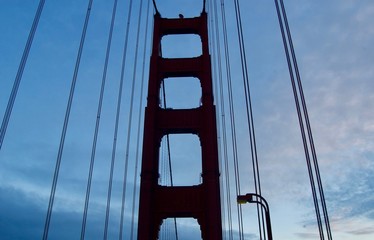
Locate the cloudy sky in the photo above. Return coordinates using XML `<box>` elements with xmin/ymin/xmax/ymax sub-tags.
<box><xmin>0</xmin><ymin>0</ymin><xmax>373</xmax><ymax>239</ymax></box>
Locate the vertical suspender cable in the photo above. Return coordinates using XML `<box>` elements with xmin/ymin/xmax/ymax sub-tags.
<box><xmin>0</xmin><ymin>0</ymin><xmax>45</xmax><ymax>151</ymax></box>
<box><xmin>208</xmin><ymin>2</ymin><xmax>231</xmax><ymax>239</ymax></box>
<box><xmin>232</xmin><ymin>0</ymin><xmax>266</xmax><ymax>238</ymax></box>
<box><xmin>209</xmin><ymin>8</ymin><xmax>229</xmax><ymax>240</ymax></box>
<box><xmin>222</xmin><ymin>1</ymin><xmax>244</xmax><ymax>238</ymax></box>
<box><xmin>157</xmin><ymin>28</ymin><xmax>177</xmax><ymax>240</ymax></box>
<box><xmin>129</xmin><ymin>0</ymin><xmax>151</xmax><ymax>239</ymax></box>
<box><xmin>207</xmin><ymin>2</ymin><xmax>227</xmax><ymax>239</ymax></box>
<box><xmin>43</xmin><ymin>1</ymin><xmax>94</xmax><ymax>239</ymax></box>
<box><xmin>219</xmin><ymin>0</ymin><xmax>248</xmax><ymax>238</ymax></box>
<box><xmin>208</xmin><ymin>0</ymin><xmax>234</xmax><ymax>239</ymax></box>
<box><xmin>103</xmin><ymin>0</ymin><xmax>133</xmax><ymax>239</ymax></box>
<box><xmin>80</xmin><ymin>0</ymin><xmax>119</xmax><ymax>239</ymax></box>
<box><xmin>119</xmin><ymin>0</ymin><xmax>144</xmax><ymax>238</ymax></box>
<box><xmin>274</xmin><ymin>1</ymin><xmax>332</xmax><ymax>239</ymax></box>
<box><xmin>230</xmin><ymin>1</ymin><xmax>248</xmax><ymax>237</ymax></box>
<box><xmin>158</xmin><ymin>38</ymin><xmax>179</xmax><ymax>239</ymax></box>
<box><xmin>160</xmin><ymin>82</ymin><xmax>179</xmax><ymax>240</ymax></box>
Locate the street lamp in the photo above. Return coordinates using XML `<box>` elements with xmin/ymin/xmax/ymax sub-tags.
<box><xmin>237</xmin><ymin>193</ymin><xmax>273</xmax><ymax>240</ymax></box>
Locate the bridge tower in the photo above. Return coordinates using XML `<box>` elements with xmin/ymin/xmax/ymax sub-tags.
<box><xmin>137</xmin><ymin>8</ymin><xmax>223</xmax><ymax>240</ymax></box>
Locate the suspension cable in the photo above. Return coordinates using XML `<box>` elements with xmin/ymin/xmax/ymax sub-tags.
<box><xmin>156</xmin><ymin>39</ymin><xmax>180</xmax><ymax>239</ymax></box>
<box><xmin>152</xmin><ymin>22</ymin><xmax>180</xmax><ymax>238</ymax></box>
<box><xmin>102</xmin><ymin>0</ymin><xmax>133</xmax><ymax>239</ymax></box>
<box><xmin>208</xmin><ymin>0</ymin><xmax>234</xmax><ymax>239</ymax></box>
<box><xmin>274</xmin><ymin>1</ymin><xmax>332</xmax><ymax>239</ymax></box>
<box><xmin>79</xmin><ymin>0</ymin><xmax>119</xmax><ymax>239</ymax></box>
<box><xmin>275</xmin><ymin>1</ymin><xmax>323</xmax><ymax>236</ymax></box>
<box><xmin>232</xmin><ymin>0</ymin><xmax>266</xmax><ymax>238</ymax></box>
<box><xmin>130</xmin><ymin>0</ymin><xmax>151</xmax><ymax>239</ymax></box>
<box><xmin>218</xmin><ymin>0</ymin><xmax>245</xmax><ymax>238</ymax></box>
<box><xmin>207</xmin><ymin>2</ymin><xmax>227</xmax><ymax>239</ymax></box>
<box><xmin>161</xmin><ymin>81</ymin><xmax>179</xmax><ymax>240</ymax></box>
<box><xmin>151</xmin><ymin>0</ymin><xmax>160</xmax><ymax>15</ymax></box>
<box><xmin>278</xmin><ymin>2</ymin><xmax>332</xmax><ymax>238</ymax></box>
<box><xmin>42</xmin><ymin>1</ymin><xmax>94</xmax><ymax>239</ymax></box>
<box><xmin>156</xmin><ymin>94</ymin><xmax>170</xmax><ymax>238</ymax></box>
<box><xmin>0</xmin><ymin>0</ymin><xmax>46</xmax><ymax>151</ymax></box>
<box><xmin>119</xmin><ymin>0</ymin><xmax>144</xmax><ymax>238</ymax></box>
<box><xmin>161</xmin><ymin>84</ymin><xmax>174</xmax><ymax>187</ymax></box>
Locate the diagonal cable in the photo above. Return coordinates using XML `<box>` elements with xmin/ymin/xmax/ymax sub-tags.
<box><xmin>80</xmin><ymin>0</ymin><xmax>119</xmax><ymax>239</ymax></box>
<box><xmin>103</xmin><ymin>0</ymin><xmax>134</xmax><ymax>239</ymax></box>
<box><xmin>43</xmin><ymin>1</ymin><xmax>94</xmax><ymax>239</ymax></box>
<box><xmin>130</xmin><ymin>0</ymin><xmax>151</xmax><ymax>239</ymax></box>
<box><xmin>119</xmin><ymin>0</ymin><xmax>144</xmax><ymax>238</ymax></box>
<box><xmin>274</xmin><ymin>1</ymin><xmax>332</xmax><ymax>239</ymax></box>
<box><xmin>0</xmin><ymin>0</ymin><xmax>46</xmax><ymax>151</ymax></box>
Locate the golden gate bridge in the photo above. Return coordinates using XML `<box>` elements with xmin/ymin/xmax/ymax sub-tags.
<box><xmin>0</xmin><ymin>0</ymin><xmax>332</xmax><ymax>239</ymax></box>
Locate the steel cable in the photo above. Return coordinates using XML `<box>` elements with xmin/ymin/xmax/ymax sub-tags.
<box><xmin>220</xmin><ymin>0</ymin><xmax>245</xmax><ymax>238</ymax></box>
<box><xmin>274</xmin><ymin>1</ymin><xmax>324</xmax><ymax>236</ymax></box>
<box><xmin>0</xmin><ymin>0</ymin><xmax>45</xmax><ymax>151</ymax></box>
<box><xmin>130</xmin><ymin>0</ymin><xmax>151</xmax><ymax>239</ymax></box>
<box><xmin>103</xmin><ymin>0</ymin><xmax>134</xmax><ymax>239</ymax></box>
<box><xmin>232</xmin><ymin>0</ymin><xmax>266</xmax><ymax>238</ymax></box>
<box><xmin>160</xmin><ymin>81</ymin><xmax>179</xmax><ymax>239</ymax></box>
<box><xmin>278</xmin><ymin>1</ymin><xmax>332</xmax><ymax>239</ymax></box>
<box><xmin>208</xmin><ymin>7</ymin><xmax>227</xmax><ymax>240</ymax></box>
<box><xmin>274</xmin><ymin>0</ymin><xmax>332</xmax><ymax>239</ymax></box>
<box><xmin>208</xmin><ymin>0</ymin><xmax>234</xmax><ymax>239</ymax></box>
<box><xmin>119</xmin><ymin>0</ymin><xmax>144</xmax><ymax>238</ymax></box>
<box><xmin>79</xmin><ymin>0</ymin><xmax>119</xmax><ymax>239</ymax></box>
<box><xmin>43</xmin><ymin>0</ymin><xmax>94</xmax><ymax>239</ymax></box>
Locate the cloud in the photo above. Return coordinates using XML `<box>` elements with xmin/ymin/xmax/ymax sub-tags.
<box><xmin>294</xmin><ymin>232</ymin><xmax>319</xmax><ymax>239</ymax></box>
<box><xmin>1</xmin><ymin>1</ymin><xmax>374</xmax><ymax>239</ymax></box>
<box><xmin>0</xmin><ymin>183</ymin><xmax>139</xmax><ymax>240</ymax></box>
<box><xmin>348</xmin><ymin>227</ymin><xmax>374</xmax><ymax>236</ymax></box>
<box><xmin>236</xmin><ymin>1</ymin><xmax>374</xmax><ymax>238</ymax></box>
<box><xmin>0</xmin><ymin>186</ymin><xmax>45</xmax><ymax>240</ymax></box>
<box><xmin>332</xmin><ymin>216</ymin><xmax>374</xmax><ymax>237</ymax></box>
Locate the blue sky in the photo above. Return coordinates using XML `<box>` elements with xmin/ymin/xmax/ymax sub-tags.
<box><xmin>1</xmin><ymin>0</ymin><xmax>374</xmax><ymax>239</ymax></box>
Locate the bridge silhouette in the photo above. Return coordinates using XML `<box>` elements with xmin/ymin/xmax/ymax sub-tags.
<box><xmin>0</xmin><ymin>1</ymin><xmax>332</xmax><ymax>239</ymax></box>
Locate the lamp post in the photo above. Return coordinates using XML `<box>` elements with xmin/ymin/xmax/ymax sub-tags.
<box><xmin>237</xmin><ymin>193</ymin><xmax>273</xmax><ymax>240</ymax></box>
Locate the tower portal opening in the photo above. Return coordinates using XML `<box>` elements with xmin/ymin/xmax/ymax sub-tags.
<box><xmin>159</xmin><ymin>217</ymin><xmax>202</xmax><ymax>240</ymax></box>
<box><xmin>160</xmin><ymin>77</ymin><xmax>201</xmax><ymax>109</ymax></box>
<box><xmin>159</xmin><ymin>133</ymin><xmax>202</xmax><ymax>186</ymax></box>
<box><xmin>161</xmin><ymin>34</ymin><xmax>202</xmax><ymax>58</ymax></box>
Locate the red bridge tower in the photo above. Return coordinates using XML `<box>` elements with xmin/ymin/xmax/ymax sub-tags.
<box><xmin>137</xmin><ymin>9</ymin><xmax>223</xmax><ymax>239</ymax></box>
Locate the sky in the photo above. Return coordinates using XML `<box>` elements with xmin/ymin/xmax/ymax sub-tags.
<box><xmin>0</xmin><ymin>0</ymin><xmax>373</xmax><ymax>239</ymax></box>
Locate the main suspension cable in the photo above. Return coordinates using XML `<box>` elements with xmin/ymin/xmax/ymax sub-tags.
<box><xmin>278</xmin><ymin>2</ymin><xmax>332</xmax><ymax>238</ymax></box>
<box><xmin>275</xmin><ymin>1</ymin><xmax>323</xmax><ymax>236</ymax></box>
<box><xmin>103</xmin><ymin>0</ymin><xmax>134</xmax><ymax>239</ymax></box>
<box><xmin>0</xmin><ymin>0</ymin><xmax>46</xmax><ymax>151</ymax></box>
<box><xmin>80</xmin><ymin>0</ymin><xmax>119</xmax><ymax>239</ymax></box>
<box><xmin>274</xmin><ymin>1</ymin><xmax>332</xmax><ymax>239</ymax></box>
<box><xmin>43</xmin><ymin>0</ymin><xmax>94</xmax><ymax>239</ymax></box>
